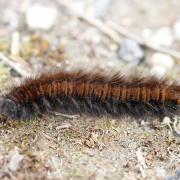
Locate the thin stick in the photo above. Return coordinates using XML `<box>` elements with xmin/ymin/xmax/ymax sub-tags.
<box><xmin>106</xmin><ymin>21</ymin><xmax>180</xmax><ymax>60</ymax></box>
<box><xmin>79</xmin><ymin>16</ymin><xmax>121</xmax><ymax>43</ymax></box>
<box><xmin>0</xmin><ymin>53</ymin><xmax>31</xmax><ymax>77</ymax></box>
<box><xmin>58</xmin><ymin>1</ymin><xmax>180</xmax><ymax>61</ymax></box>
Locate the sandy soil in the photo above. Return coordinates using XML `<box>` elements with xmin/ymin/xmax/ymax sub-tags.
<box><xmin>0</xmin><ymin>0</ymin><xmax>180</xmax><ymax>179</ymax></box>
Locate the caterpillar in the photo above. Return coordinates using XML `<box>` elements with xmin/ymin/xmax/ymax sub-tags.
<box><xmin>0</xmin><ymin>70</ymin><xmax>179</xmax><ymax>120</ymax></box>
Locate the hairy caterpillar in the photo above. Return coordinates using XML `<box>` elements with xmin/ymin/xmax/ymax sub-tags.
<box><xmin>0</xmin><ymin>70</ymin><xmax>179</xmax><ymax>120</ymax></box>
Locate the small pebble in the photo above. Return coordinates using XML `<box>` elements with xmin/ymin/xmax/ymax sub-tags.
<box><xmin>26</xmin><ymin>5</ymin><xmax>57</xmax><ymax>30</ymax></box>
<box><xmin>7</xmin><ymin>147</ymin><xmax>24</xmax><ymax>172</ymax></box>
<box><xmin>70</xmin><ymin>1</ymin><xmax>84</xmax><ymax>15</ymax></box>
<box><xmin>142</xmin><ymin>27</ymin><xmax>174</xmax><ymax>47</ymax></box>
<box><xmin>150</xmin><ymin>65</ymin><xmax>167</xmax><ymax>77</ymax></box>
<box><xmin>149</xmin><ymin>53</ymin><xmax>174</xmax><ymax>69</ymax></box>
<box><xmin>117</xmin><ymin>39</ymin><xmax>144</xmax><ymax>64</ymax></box>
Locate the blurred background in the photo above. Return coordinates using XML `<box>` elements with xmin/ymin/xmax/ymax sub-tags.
<box><xmin>0</xmin><ymin>1</ymin><xmax>180</xmax><ymax>179</ymax></box>
<box><xmin>0</xmin><ymin>0</ymin><xmax>180</xmax><ymax>87</ymax></box>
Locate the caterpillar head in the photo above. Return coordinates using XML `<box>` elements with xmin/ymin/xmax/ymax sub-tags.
<box><xmin>0</xmin><ymin>98</ymin><xmax>18</xmax><ymax>120</ymax></box>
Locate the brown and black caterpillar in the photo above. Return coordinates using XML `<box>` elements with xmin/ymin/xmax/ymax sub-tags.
<box><xmin>0</xmin><ymin>70</ymin><xmax>179</xmax><ymax>120</ymax></box>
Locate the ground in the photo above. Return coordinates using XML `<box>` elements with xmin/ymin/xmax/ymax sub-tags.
<box><xmin>0</xmin><ymin>0</ymin><xmax>180</xmax><ymax>179</ymax></box>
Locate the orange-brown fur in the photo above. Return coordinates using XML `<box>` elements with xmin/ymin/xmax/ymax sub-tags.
<box><xmin>0</xmin><ymin>71</ymin><xmax>179</xmax><ymax>120</ymax></box>
<box><xmin>8</xmin><ymin>72</ymin><xmax>180</xmax><ymax>105</ymax></box>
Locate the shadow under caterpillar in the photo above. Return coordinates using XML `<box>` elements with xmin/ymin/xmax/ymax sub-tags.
<box><xmin>0</xmin><ymin>70</ymin><xmax>179</xmax><ymax>120</ymax></box>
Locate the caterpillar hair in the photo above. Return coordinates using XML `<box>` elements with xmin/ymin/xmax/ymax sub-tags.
<box><xmin>0</xmin><ymin>70</ymin><xmax>179</xmax><ymax>120</ymax></box>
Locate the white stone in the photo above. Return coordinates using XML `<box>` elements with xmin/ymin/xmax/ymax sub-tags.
<box><xmin>71</xmin><ymin>1</ymin><xmax>84</xmax><ymax>15</ymax></box>
<box><xmin>117</xmin><ymin>39</ymin><xmax>144</xmax><ymax>64</ymax></box>
<box><xmin>8</xmin><ymin>147</ymin><xmax>24</xmax><ymax>172</ymax></box>
<box><xmin>149</xmin><ymin>53</ymin><xmax>174</xmax><ymax>69</ymax></box>
<box><xmin>142</xmin><ymin>27</ymin><xmax>174</xmax><ymax>47</ymax></box>
<box><xmin>26</xmin><ymin>5</ymin><xmax>57</xmax><ymax>30</ymax></box>
<box><xmin>174</xmin><ymin>20</ymin><xmax>180</xmax><ymax>41</ymax></box>
<box><xmin>150</xmin><ymin>65</ymin><xmax>167</xmax><ymax>78</ymax></box>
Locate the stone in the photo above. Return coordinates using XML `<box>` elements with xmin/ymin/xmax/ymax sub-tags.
<box><xmin>117</xmin><ymin>39</ymin><xmax>144</xmax><ymax>64</ymax></box>
<box><xmin>7</xmin><ymin>147</ymin><xmax>24</xmax><ymax>172</ymax></box>
<box><xmin>150</xmin><ymin>65</ymin><xmax>167</xmax><ymax>77</ymax></box>
<box><xmin>26</xmin><ymin>5</ymin><xmax>57</xmax><ymax>30</ymax></box>
<box><xmin>142</xmin><ymin>27</ymin><xmax>174</xmax><ymax>47</ymax></box>
<box><xmin>149</xmin><ymin>53</ymin><xmax>174</xmax><ymax>69</ymax></box>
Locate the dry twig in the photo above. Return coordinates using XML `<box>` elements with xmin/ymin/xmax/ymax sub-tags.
<box><xmin>106</xmin><ymin>21</ymin><xmax>180</xmax><ymax>60</ymax></box>
<box><xmin>58</xmin><ymin>1</ymin><xmax>180</xmax><ymax>61</ymax></box>
<box><xmin>0</xmin><ymin>53</ymin><xmax>31</xmax><ymax>77</ymax></box>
